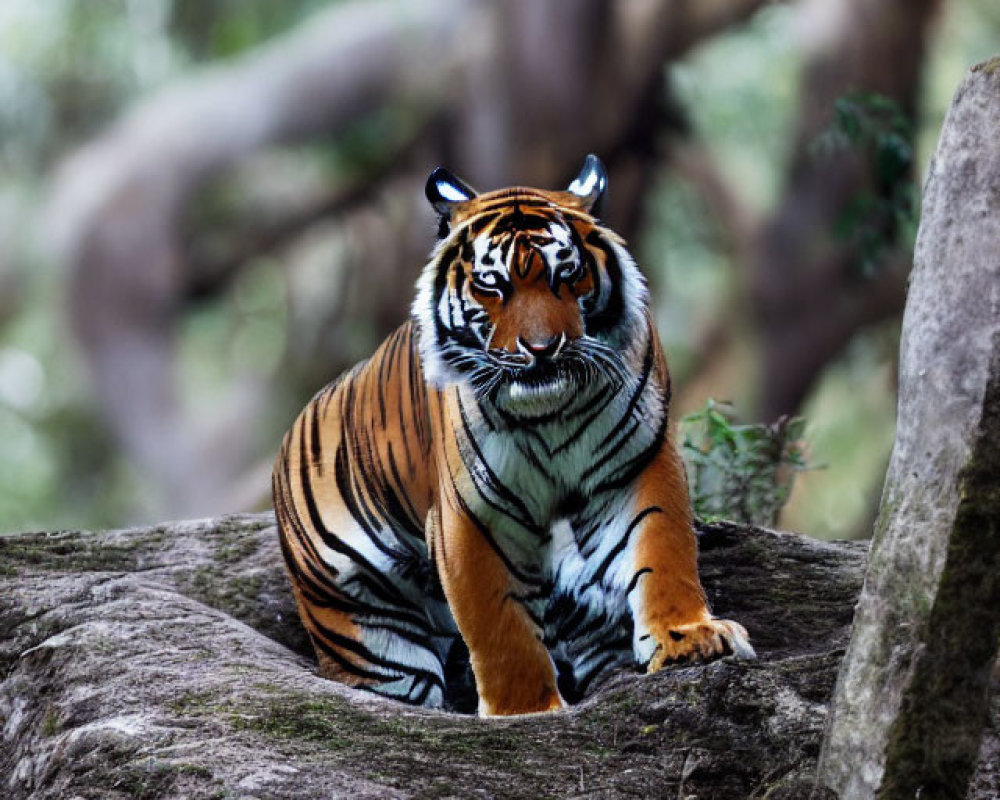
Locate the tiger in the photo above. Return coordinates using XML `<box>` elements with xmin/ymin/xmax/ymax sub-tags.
<box><xmin>272</xmin><ymin>155</ymin><xmax>754</xmax><ymax>717</ymax></box>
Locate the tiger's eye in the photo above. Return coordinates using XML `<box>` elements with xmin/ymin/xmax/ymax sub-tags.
<box><xmin>472</xmin><ymin>270</ymin><xmax>505</xmax><ymax>292</ymax></box>
<box><xmin>558</xmin><ymin>262</ymin><xmax>583</xmax><ymax>282</ymax></box>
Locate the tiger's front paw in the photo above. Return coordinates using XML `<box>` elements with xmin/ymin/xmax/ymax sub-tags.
<box><xmin>642</xmin><ymin>617</ymin><xmax>755</xmax><ymax>673</ymax></box>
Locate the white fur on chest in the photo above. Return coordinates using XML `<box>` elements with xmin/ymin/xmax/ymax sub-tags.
<box><xmin>548</xmin><ymin>511</ymin><xmax>634</xmax><ymax>602</ymax></box>
<box><xmin>467</xmin><ymin>422</ymin><xmax>644</xmax><ymax>588</ymax></box>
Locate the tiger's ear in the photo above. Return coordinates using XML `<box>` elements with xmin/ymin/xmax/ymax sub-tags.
<box><xmin>566</xmin><ymin>154</ymin><xmax>607</xmax><ymax>216</ymax></box>
<box><xmin>426</xmin><ymin>167</ymin><xmax>477</xmax><ymax>235</ymax></box>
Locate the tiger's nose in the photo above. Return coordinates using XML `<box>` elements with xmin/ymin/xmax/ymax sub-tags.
<box><xmin>516</xmin><ymin>333</ymin><xmax>566</xmax><ymax>361</ymax></box>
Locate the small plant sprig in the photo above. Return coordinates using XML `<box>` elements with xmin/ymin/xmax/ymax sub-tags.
<box><xmin>680</xmin><ymin>399</ymin><xmax>813</xmax><ymax>527</ymax></box>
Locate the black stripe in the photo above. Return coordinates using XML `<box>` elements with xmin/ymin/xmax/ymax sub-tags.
<box><xmin>588</xmin><ymin>506</ymin><xmax>663</xmax><ymax>587</ymax></box>
<box><xmin>579</xmin><ymin>341</ymin><xmax>657</xmax><ymax>487</ymax></box>
<box><xmin>332</xmin><ymin>424</ymin><xmax>385</xmax><ymax>543</ymax></box>
<box><xmin>582</xmin><ymin>230</ymin><xmax>625</xmax><ymax>335</ymax></box>
<box><xmin>572</xmin><ymin>495</ymin><xmax>617</xmax><ymax>556</ymax></box>
<box><xmin>447</xmin><ymin>469</ymin><xmax>541</xmax><ymax>587</ymax></box>
<box><xmin>338</xmin><ymin>570</ymin><xmax>426</xmax><ymax>621</ymax></box>
<box><xmin>385</xmin><ymin>443</ymin><xmax>426</xmax><ymax>539</ymax></box>
<box><xmin>552</xmin><ymin>386</ymin><xmax>618</xmax><ymax>455</ymax></box>
<box><xmin>298</xmin><ymin>431</ymin><xmax>406</xmax><ymax>602</ymax></box>
<box><xmin>548</xmin><ymin>593</ymin><xmax>596</xmax><ymax>641</ymax></box>
<box><xmin>575</xmin><ymin>651</ymin><xmax>623</xmax><ymax>697</ymax></box>
<box><xmin>504</xmin><ymin>591</ymin><xmax>545</xmax><ymax>630</ymax></box>
<box><xmin>466</xmin><ymin>211</ymin><xmax>502</xmax><ymax>237</ymax></box>
<box><xmin>407</xmin><ymin>677</ymin><xmax>436</xmax><ymax>706</ymax></box>
<box><xmin>594</xmin><ymin>336</ymin><xmax>655</xmax><ymax>454</ymax></box>
<box><xmin>405</xmin><ymin>326</ymin><xmax>432</xmax><ymax>453</ymax></box>
<box><xmin>277</xmin><ymin>511</ymin><xmax>342</xmax><ymax>607</ymax></box>
<box><xmin>274</xmin><ymin>452</ymin><xmax>343</xmax><ymax>595</ymax></box>
<box><xmin>625</xmin><ymin>567</ymin><xmax>653</xmax><ymax>596</ymax></box>
<box><xmin>432</xmin><ymin>240</ymin><xmax>464</xmax><ymax>339</ymax></box>
<box><xmin>593</xmin><ymin>412</ymin><xmax>669</xmax><ymax>494</ymax></box>
<box><xmin>455</xmin><ymin>390</ymin><xmax>542</xmax><ymax>535</ymax></box>
<box><xmin>363</xmin><ymin>620</ymin><xmax>437</xmax><ymax>652</ymax></box>
<box><xmin>567</xmin><ymin>221</ymin><xmax>602</xmax><ymax>318</ymax></box>
<box><xmin>567</xmin><ymin>609</ymin><xmax>611</xmax><ymax>642</ymax></box>
<box><xmin>514</xmin><ymin>439</ymin><xmax>555</xmax><ymax>484</ymax></box>
<box><xmin>306</xmin><ymin>606</ymin><xmax>444</xmax><ymax>689</ymax></box>
<box><xmin>309</xmin><ymin>402</ymin><xmax>324</xmax><ymax>476</ymax></box>
<box><xmin>582</xmin><ymin>418</ymin><xmax>642</xmax><ymax>484</ymax></box>
<box><xmin>559</xmin><ymin>382</ymin><xmax>613</xmax><ymax>425</ymax></box>
<box><xmin>309</xmin><ymin>631</ymin><xmax>391</xmax><ymax>683</ymax></box>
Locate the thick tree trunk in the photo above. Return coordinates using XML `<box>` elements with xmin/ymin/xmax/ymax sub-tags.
<box><xmin>1</xmin><ymin>513</ymin><xmax>997</xmax><ymax>799</ymax></box>
<box><xmin>50</xmin><ymin>0</ymin><xmax>470</xmax><ymax>518</ymax></box>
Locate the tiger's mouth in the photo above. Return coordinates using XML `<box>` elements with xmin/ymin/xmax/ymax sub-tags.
<box><xmin>468</xmin><ymin>342</ymin><xmax>625</xmax><ymax>414</ymax></box>
<box><xmin>507</xmin><ymin>374</ymin><xmax>571</xmax><ymax>401</ymax></box>
<box><xmin>494</xmin><ymin>362</ymin><xmax>576</xmax><ymax>412</ymax></box>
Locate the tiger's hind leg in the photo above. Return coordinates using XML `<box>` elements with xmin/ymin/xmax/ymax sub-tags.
<box><xmin>274</xmin><ymin>456</ymin><xmax>454</xmax><ymax>708</ymax></box>
<box><xmin>282</xmin><ymin>536</ymin><xmax>454</xmax><ymax>708</ymax></box>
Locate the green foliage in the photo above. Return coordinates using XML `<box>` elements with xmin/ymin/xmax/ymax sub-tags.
<box><xmin>811</xmin><ymin>91</ymin><xmax>919</xmax><ymax>277</ymax></box>
<box><xmin>681</xmin><ymin>400</ymin><xmax>812</xmax><ymax>527</ymax></box>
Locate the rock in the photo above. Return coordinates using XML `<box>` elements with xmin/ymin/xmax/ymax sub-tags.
<box><xmin>819</xmin><ymin>60</ymin><xmax>1000</xmax><ymax>799</ymax></box>
<box><xmin>0</xmin><ymin>513</ymin><xmax>879</xmax><ymax>799</ymax></box>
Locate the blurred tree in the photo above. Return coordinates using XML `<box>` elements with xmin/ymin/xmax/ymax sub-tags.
<box><xmin>49</xmin><ymin>0</ymin><xmax>774</xmax><ymax>517</ymax></box>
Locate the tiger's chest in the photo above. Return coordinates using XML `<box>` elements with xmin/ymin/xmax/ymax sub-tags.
<box><xmin>447</xmin><ymin>380</ymin><xmax>665</xmax><ymax>589</ymax></box>
<box><xmin>458</xmin><ymin>380</ymin><xmax>663</xmax><ymax>504</ymax></box>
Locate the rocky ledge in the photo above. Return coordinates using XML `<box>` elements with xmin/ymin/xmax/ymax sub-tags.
<box><xmin>0</xmin><ymin>514</ymin><xmax>995</xmax><ymax>799</ymax></box>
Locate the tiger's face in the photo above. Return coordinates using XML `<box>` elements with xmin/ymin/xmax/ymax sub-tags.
<box><xmin>414</xmin><ymin>156</ymin><xmax>649</xmax><ymax>416</ymax></box>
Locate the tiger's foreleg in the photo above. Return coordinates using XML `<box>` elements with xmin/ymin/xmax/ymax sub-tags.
<box><xmin>429</xmin><ymin>500</ymin><xmax>565</xmax><ymax>717</ymax></box>
<box><xmin>626</xmin><ymin>439</ymin><xmax>755</xmax><ymax>671</ymax></box>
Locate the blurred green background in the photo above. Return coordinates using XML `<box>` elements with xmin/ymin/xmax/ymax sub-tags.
<box><xmin>0</xmin><ymin>0</ymin><xmax>997</xmax><ymax>536</ymax></box>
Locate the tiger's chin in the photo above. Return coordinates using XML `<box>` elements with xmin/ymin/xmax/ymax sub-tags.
<box><xmin>494</xmin><ymin>374</ymin><xmax>574</xmax><ymax>416</ymax></box>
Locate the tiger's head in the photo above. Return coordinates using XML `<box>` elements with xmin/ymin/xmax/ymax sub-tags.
<box><xmin>413</xmin><ymin>155</ymin><xmax>649</xmax><ymax>417</ymax></box>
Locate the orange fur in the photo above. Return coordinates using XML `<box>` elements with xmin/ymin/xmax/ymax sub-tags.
<box><xmin>421</xmin><ymin>384</ymin><xmax>566</xmax><ymax>714</ymax></box>
<box><xmin>432</xmin><ymin>489</ymin><xmax>564</xmax><ymax>715</ymax></box>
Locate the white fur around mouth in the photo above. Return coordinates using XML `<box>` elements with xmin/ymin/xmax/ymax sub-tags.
<box><xmin>506</xmin><ymin>376</ymin><xmax>569</xmax><ymax>402</ymax></box>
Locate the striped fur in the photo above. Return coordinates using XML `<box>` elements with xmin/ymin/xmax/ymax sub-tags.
<box><xmin>273</xmin><ymin>157</ymin><xmax>754</xmax><ymax>716</ymax></box>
